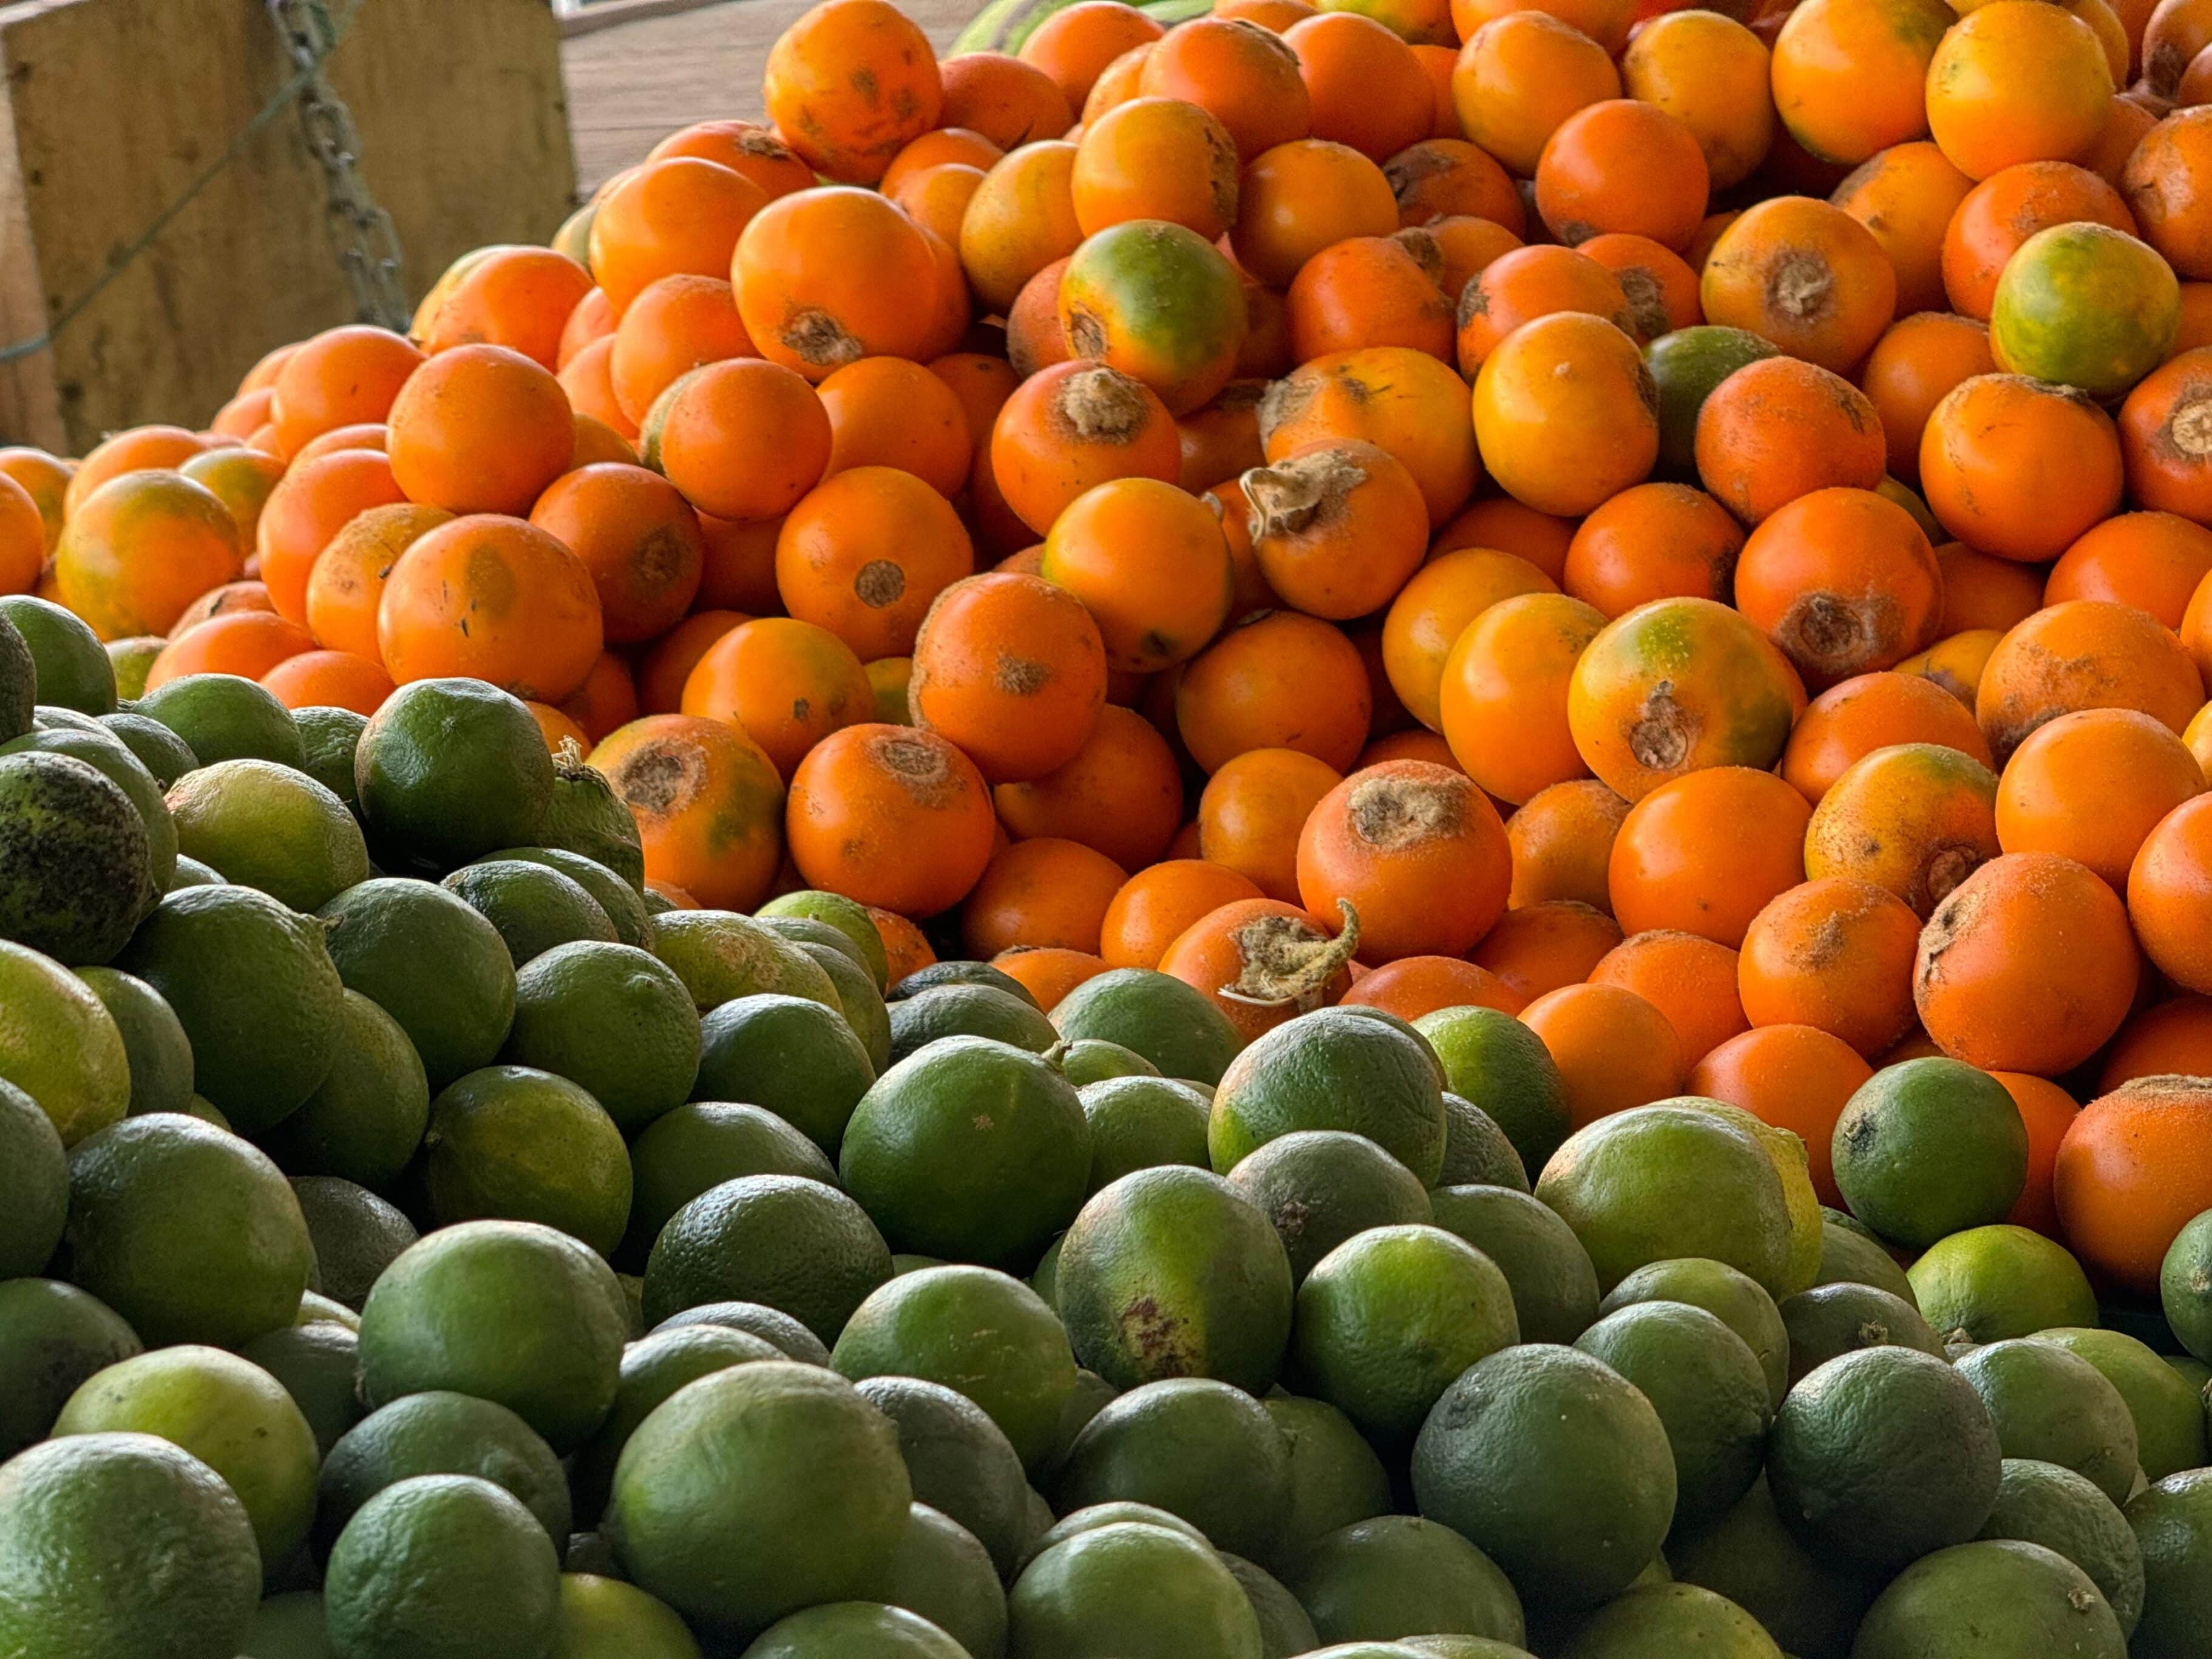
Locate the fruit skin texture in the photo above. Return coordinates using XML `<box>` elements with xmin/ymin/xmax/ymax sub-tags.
<box><xmin>1295</xmin><ymin>761</ymin><xmax>1510</xmax><ymax>964</ymax></box>
<box><xmin>1850</xmin><ymin>1537</ymin><xmax>2128</xmax><ymax>1659</ymax></box>
<box><xmin>1990</xmin><ymin>223</ymin><xmax>2180</xmax><ymax>400</ymax></box>
<box><xmin>2128</xmin><ymin>1470</ymin><xmax>2212</xmax><ymax>1659</ymax></box>
<box><xmin>321</xmin><ymin>1473</ymin><xmax>562</xmax><ymax>1659</ymax></box>
<box><xmin>1008</xmin><ymin>1518</ymin><xmax>1266</xmax><ymax>1659</ymax></box>
<box><xmin>2055</xmin><ymin>1076</ymin><xmax>2212</xmax><ymax>1294</ymax></box>
<box><xmin>1208</xmin><ymin>1008</ymin><xmax>1448</xmax><ymax>1186</ymax></box>
<box><xmin>1833</xmin><ymin>1057</ymin><xmax>2028</xmax><ymax>1249</ymax></box>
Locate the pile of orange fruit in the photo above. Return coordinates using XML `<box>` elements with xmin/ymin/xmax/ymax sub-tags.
<box><xmin>12</xmin><ymin>0</ymin><xmax>2212</xmax><ymax>1298</ymax></box>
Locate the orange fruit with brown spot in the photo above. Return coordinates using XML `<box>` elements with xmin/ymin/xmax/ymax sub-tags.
<box><xmin>1385</xmin><ymin>140</ymin><xmax>1527</xmax><ymax>238</ymax></box>
<box><xmin>1533</xmin><ymin>99</ymin><xmax>1711</xmax><ymax>254</ymax></box>
<box><xmin>991</xmin><ymin>361</ymin><xmax>1182</xmax><ymax>537</ymax></box>
<box><xmin>648</xmin><ymin>358</ymin><xmax>832</xmax><ymax>526</ymax></box>
<box><xmin>1940</xmin><ymin>160</ymin><xmax>2136</xmax><ymax>322</ymax></box>
<box><xmin>1454</xmin><ymin>245</ymin><xmax>1634</xmax><ymax>376</ymax></box>
<box><xmin>304</xmin><ymin>503</ymin><xmax>452</xmax><ymax>661</ymax></box>
<box><xmin>1505</xmin><ymin>779</ymin><xmax>1630</xmax><ymax>912</ymax></box>
<box><xmin>678</xmin><ymin>617</ymin><xmax>873</xmax><ymax>780</ymax></box>
<box><xmin>1691</xmin><ymin>1023</ymin><xmax>1873</xmax><ymax>1206</ymax></box>
<box><xmin>2122</xmin><ymin>106</ymin><xmax>2212</xmax><ymax>279</ymax></box>
<box><xmin>1805</xmin><ymin>739</ymin><xmax>2001</xmax><ymax>916</ymax></box>
<box><xmin>1473</xmin><ymin>311</ymin><xmax>1659</xmax><ymax>519</ymax></box>
<box><xmin>1156</xmin><ymin>897</ymin><xmax>1354</xmax><ymax>1044</ymax></box>
<box><xmin>1473</xmin><ymin>898</ymin><xmax>1623</xmax><ymax>1002</ymax></box>
<box><xmin>1242</xmin><ymin>440</ymin><xmax>1428</xmax><ymax>621</ymax></box>
<box><xmin>1694</xmin><ymin>356</ymin><xmax>1885</xmax><ymax>527</ymax></box>
<box><xmin>1070</xmin><ymin>97</ymin><xmax>1240</xmax><ymax>240</ymax></box>
<box><xmin>1857</xmin><ymin>313</ymin><xmax>1995</xmax><ymax>483</ymax></box>
<box><xmin>1437</xmin><ymin>592</ymin><xmax>1604</xmax><ymax>807</ymax></box>
<box><xmin>1606</xmin><ymin>765</ymin><xmax>1811</xmax><ymax>948</ymax></box>
<box><xmin>907</xmin><ymin>571</ymin><xmax>1107</xmax><ymax>783</ymax></box>
<box><xmin>1521</xmin><ymin>980</ymin><xmax>1687</xmax><ymax>1130</ymax></box>
<box><xmin>1020</xmin><ymin>1</ymin><xmax>1165</xmax><ymax>109</ymax></box>
<box><xmin>594</xmin><ymin>714</ymin><xmax>785</xmax><ymax>910</ymax></box>
<box><xmin>2048</xmin><ymin>512</ymin><xmax>2212</xmax><ymax>631</ymax></box>
<box><xmin>1284</xmin><ymin>12</ymin><xmax>1432</xmax><ymax>163</ymax></box>
<box><xmin>1399</xmin><ymin>219</ymin><xmax>1526</xmax><ymax>314</ymax></box>
<box><xmin>958</xmin><ymin>141</ymin><xmax>1084</xmax><ymax>315</ymax></box>
<box><xmin>144</xmin><ymin>611</ymin><xmax>314</xmax><ymax>692</ymax></box>
<box><xmin>1589</xmin><ymin>929</ymin><xmax>1748</xmax><ymax>1065</ymax></box>
<box><xmin>736</xmin><ymin>186</ymin><xmax>942</xmax><ymax>378</ymax></box>
<box><xmin>1388</xmin><ymin>548</ymin><xmax>1561</xmax><ymax>735</ymax></box>
<box><xmin>995</xmin><ymin>702</ymin><xmax>1185</xmax><ymax>870</ymax></box>
<box><xmin>785</xmin><ymin>722</ymin><xmax>997</xmax><ymax>914</ymax></box>
<box><xmin>1699</xmin><ymin>195</ymin><xmax>1898</xmax><ymax>372</ymax></box>
<box><xmin>2118</xmin><ymin>345</ymin><xmax>2212</xmax><ymax>523</ymax></box>
<box><xmin>1136</xmin><ymin>16</ymin><xmax>1312</xmax><ymax>161</ymax></box>
<box><xmin>1451</xmin><ymin>12</ymin><xmax>1621</xmax><ymax>178</ymax></box>
<box><xmin>1921</xmin><ymin>375</ymin><xmax>2124</xmax><ymax>563</ymax></box>
<box><xmin>1780</xmin><ymin>670</ymin><xmax>1994</xmax><ymax>802</ymax></box>
<box><xmin>1915</xmin><ymin>850</ymin><xmax>2140</xmax><ymax>1074</ymax></box>
<box><xmin>52</xmin><ymin>471</ymin><xmax>245</xmax><ymax>642</ymax></box>
<box><xmin>1198</xmin><ymin>747</ymin><xmax>1343</xmax><ymax>903</ymax></box>
<box><xmin>1342</xmin><ymin>954</ymin><xmax>1527</xmax><ymax>1020</ymax></box>
<box><xmin>387</xmin><ymin>344</ymin><xmax>574</xmax><ymax>518</ymax></box>
<box><xmin>169</xmin><ymin>582</ymin><xmax>273</xmax><ymax>642</ymax></box>
<box><xmin>1099</xmin><ymin>858</ymin><xmax>1266</xmax><ymax>969</ymax></box>
<box><xmin>761</xmin><ymin>0</ymin><xmax>943</xmax><ymax>183</ymax></box>
<box><xmin>1997</xmin><ymin>707</ymin><xmax>2204</xmax><ymax>891</ymax></box>
<box><xmin>1433</xmin><ymin>497</ymin><xmax>1576</xmax><ymax>583</ymax></box>
<box><xmin>1734</xmin><ymin>486</ymin><xmax>1942</xmax><ymax>687</ymax></box>
<box><xmin>1925</xmin><ymin>1</ymin><xmax>2115</xmax><ymax>183</ymax></box>
<box><xmin>1230</xmin><ymin>138</ymin><xmax>1399</xmax><ymax>288</ymax></box>
<box><xmin>775</xmin><ymin>466</ymin><xmax>974</xmax><ymax>662</ymax></box>
<box><xmin>1258</xmin><ymin>347</ymin><xmax>1480</xmax><ymax>529</ymax></box>
<box><xmin>528</xmin><ymin>463</ymin><xmax>704</xmax><ymax>645</ymax></box>
<box><xmin>1976</xmin><ymin>600</ymin><xmax>2203</xmax><ymax>765</ymax></box>
<box><xmin>1621</xmin><ymin>10</ymin><xmax>1775</xmax><ymax>194</ymax></box>
<box><xmin>1176</xmin><ymin>609</ymin><xmax>1372</xmax><ymax>773</ymax></box>
<box><xmin>1296</xmin><ymin>759</ymin><xmax>1511</xmax><ymax>963</ymax></box>
<box><xmin>1830</xmin><ymin>141</ymin><xmax>1976</xmax><ymax>316</ymax></box>
<box><xmin>606</xmin><ymin>275</ymin><xmax>753</xmax><ymax>427</ymax></box>
<box><xmin>1738</xmin><ymin>876</ymin><xmax>1920</xmax><ymax>1057</ymax></box>
<box><xmin>963</xmin><ymin>837</ymin><xmax>1127</xmax><ymax>957</ymax></box>
<box><xmin>377</xmin><ymin>514</ymin><xmax>603</xmax><ymax>702</ymax></box>
<box><xmin>1578</xmin><ymin>234</ymin><xmax>1703</xmax><ymax>342</ymax></box>
<box><xmin>1562</xmin><ymin>483</ymin><xmax>1741</xmax><ymax>620</ymax></box>
<box><xmin>267</xmin><ymin>327</ymin><xmax>424</xmax><ymax>461</ymax></box>
<box><xmin>939</xmin><ymin>50</ymin><xmax>1073</xmax><ymax>148</ymax></box>
<box><xmin>1285</xmin><ymin>237</ymin><xmax>1455</xmax><ymax>365</ymax></box>
<box><xmin>1040</xmin><ymin>475</ymin><xmax>1234</xmax><ymax>673</ymax></box>
<box><xmin>650</xmin><ymin>119</ymin><xmax>816</xmax><ymax>199</ymax></box>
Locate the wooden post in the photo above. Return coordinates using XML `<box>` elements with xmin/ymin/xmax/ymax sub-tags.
<box><xmin>0</xmin><ymin>0</ymin><xmax>577</xmax><ymax>455</ymax></box>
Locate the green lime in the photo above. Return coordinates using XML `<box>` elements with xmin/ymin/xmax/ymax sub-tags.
<box><xmin>1292</xmin><ymin>1515</ymin><xmax>1523</xmax><ymax>1647</ymax></box>
<box><xmin>1669</xmin><ymin>1476</ymin><xmax>1878</xmax><ymax>1659</ymax></box>
<box><xmin>1537</xmin><ymin>1105</ymin><xmax>1795</xmax><ymax>1297</ymax></box>
<box><xmin>0</xmin><ymin>609</ymin><xmax>25</xmax><ymax>738</ymax></box>
<box><xmin>1223</xmin><ymin>1553</ymin><xmax>1318</xmax><ymax>1658</ymax></box>
<box><xmin>1437</xmin><ymin>1093</ymin><xmax>1530</xmax><ymax>1192</ymax></box>
<box><xmin>1414</xmin><ymin>1005</ymin><xmax>1572</xmax><ymax>1173</ymax></box>
<box><xmin>137</xmin><ymin>673</ymin><xmax>304</xmax><ymax>767</ymax></box>
<box><xmin>1039</xmin><ymin>1364</ymin><xmax>1118</xmax><ymax>1477</ymax></box>
<box><xmin>1080</xmin><ymin>1074</ymin><xmax>1210</xmax><ymax>1192</ymax></box>
<box><xmin>117</xmin><ymin>883</ymin><xmax>345</xmax><ymax>1131</ymax></box>
<box><xmin>53</xmin><ymin>1343</ymin><xmax>319</xmax><ymax>1564</ymax></box>
<box><xmin>1671</xmin><ymin>1098</ymin><xmax>1822</xmax><ymax>1297</ymax></box>
<box><xmin>1230</xmin><ymin>1130</ymin><xmax>1433</xmax><ymax>1284</ymax></box>
<box><xmin>1853</xmin><ymin>1538</ymin><xmax>2125</xmax><ymax>1659</ymax></box>
<box><xmin>833</xmin><ymin>1263</ymin><xmax>1077</xmax><ymax>1473</ymax></box>
<box><xmin>239</xmin><ymin>1320</ymin><xmax>364</xmax><ymax>1459</ymax></box>
<box><xmin>324</xmin><ymin>1474</ymin><xmax>561</xmax><ymax>1659</ymax></box>
<box><xmin>1427</xmin><ymin>1184</ymin><xmax>1600</xmax><ymax>1345</ymax></box>
<box><xmin>697</xmin><ymin>992</ymin><xmax>876</xmax><ymax>1154</ymax></box>
<box><xmin>0</xmin><ymin>1432</ymin><xmax>259</xmax><ymax>1657</ymax></box>
<box><xmin>2128</xmin><ymin>1469</ymin><xmax>2212</xmax><ymax>1659</ymax></box>
<box><xmin>443</xmin><ymin>859</ymin><xmax>616</xmax><ymax>967</ymax></box>
<box><xmin>573</xmin><ymin>1323</ymin><xmax>782</xmax><ymax>1522</ymax></box>
<box><xmin>1061</xmin><ymin>1038</ymin><xmax>1160</xmax><ymax>1087</ymax></box>
<box><xmin>759</xmin><ymin>889</ymin><xmax>889</xmax><ymax>988</ymax></box>
<box><xmin>0</xmin><ymin>594</ymin><xmax>115</xmax><ymax>713</ymax></box>
<box><xmin>165</xmin><ymin>759</ymin><xmax>366</xmax><ymax>911</ymax></box>
<box><xmin>1908</xmin><ymin>1223</ymin><xmax>2099</xmax><ymax>1342</ymax></box>
<box><xmin>1264</xmin><ymin>1394</ymin><xmax>1393</xmax><ymax>1568</ymax></box>
<box><xmin>1978</xmin><ymin>1457</ymin><xmax>2144</xmax><ymax>1634</ymax></box>
<box><xmin>1048</xmin><ymin>966</ymin><xmax>1244</xmax><ymax>1084</ymax></box>
<box><xmin>492</xmin><ymin>846</ymin><xmax>654</xmax><ymax>950</ymax></box>
<box><xmin>1030</xmin><ymin>1501</ymin><xmax>1211</xmax><ymax>1557</ymax></box>
<box><xmin>287</xmin><ymin>1176</ymin><xmax>418</xmax><ymax>1311</ymax></box>
<box><xmin>742</xmin><ymin>1602</ymin><xmax>967</xmax><ymax>1657</ymax></box>
<box><xmin>857</xmin><ymin>1375</ymin><xmax>1033</xmax><ymax>1579</ymax></box>
<box><xmin>0</xmin><ymin>1076</ymin><xmax>64</xmax><ymax>1277</ymax></box>
<box><xmin>642</xmin><ymin>1173</ymin><xmax>892</xmax><ymax>1345</ymax></box>
<box><xmin>799</xmin><ymin>938</ymin><xmax>892</xmax><ymax>1069</ymax></box>
<box><xmin>319</xmin><ymin>877</ymin><xmax>517</xmax><ymax>1089</ymax></box>
<box><xmin>0</xmin><ymin>940</ymin><xmax>131</xmax><ymax>1144</ymax></box>
<box><xmin>1813</xmin><ymin>1206</ymin><xmax>1919</xmax><ymax>1304</ymax></box>
<box><xmin>605</xmin><ymin>1362</ymin><xmax>913</xmax><ymax>1637</ymax></box>
<box><xmin>354</xmin><ymin>678</ymin><xmax>552</xmax><ymax>871</ymax></box>
<box><xmin>652</xmin><ymin>909</ymin><xmax>838</xmax><ymax>1011</ymax></box>
<box><xmin>1560</xmin><ymin>1581</ymin><xmax>1784</xmax><ymax>1658</ymax></box>
<box><xmin>1410</xmin><ymin>1345</ymin><xmax>1677</xmax><ymax>1610</ymax></box>
<box><xmin>1574</xmin><ymin>1300</ymin><xmax>1771</xmax><ymax>1527</ymax></box>
<box><xmin>878</xmin><ymin>1503</ymin><xmax>1008</xmax><ymax>1658</ymax></box>
<box><xmin>2029</xmin><ymin>1327</ymin><xmax>2210</xmax><ymax>1481</ymax></box>
<box><xmin>421</xmin><ymin>1065</ymin><xmax>631</xmax><ymax>1256</ymax></box>
<box><xmin>1832</xmin><ymin>1059</ymin><xmax>2027</xmax><ymax>1248</ymax></box>
<box><xmin>317</xmin><ymin>1390</ymin><xmax>571</xmax><ymax>1558</ymax></box>
<box><xmin>1009</xmin><ymin>1519</ymin><xmax>1264</xmax><ymax>1659</ymax></box>
<box><xmin>1768</xmin><ymin>1345</ymin><xmax>2001</xmax><ymax>1573</ymax></box>
<box><xmin>1291</xmin><ymin>1224</ymin><xmax>1518</xmax><ymax>1446</ymax></box>
<box><xmin>1780</xmin><ymin>1281</ymin><xmax>1944</xmax><ymax>1389</ymax></box>
<box><xmin>651</xmin><ymin>1299</ymin><xmax>830</xmax><ymax>1363</ymax></box>
<box><xmin>552</xmin><ymin>1573</ymin><xmax>702</xmax><ymax>1658</ymax></box>
<box><xmin>358</xmin><ymin>1220</ymin><xmax>628</xmax><ymax>1453</ymax></box>
<box><xmin>98</xmin><ymin>709</ymin><xmax>197</xmax><ymax>788</ymax></box>
<box><xmin>622</xmin><ymin>1102</ymin><xmax>835</xmax><ymax>1266</ymax></box>
<box><xmin>2</xmin><ymin>724</ymin><xmax>177</xmax><ymax>891</ymax></box>
<box><xmin>1644</xmin><ymin>325</ymin><xmax>1779</xmax><ymax>475</ymax></box>
<box><xmin>503</xmin><ymin>943</ymin><xmax>701</xmax><ymax>1136</ymax></box>
<box><xmin>1056</xmin><ymin>1164</ymin><xmax>1293</xmax><ymax>1394</ymax></box>
<box><xmin>64</xmin><ymin>1112</ymin><xmax>313</xmax><ymax>1348</ymax></box>
<box><xmin>167</xmin><ymin>854</ymin><xmax>222</xmax><ymax>890</ymax></box>
<box><xmin>74</xmin><ymin>967</ymin><xmax>192</xmax><ymax>1118</ymax></box>
<box><xmin>890</xmin><ymin>960</ymin><xmax>1037</xmax><ymax>1005</ymax></box>
<box><xmin>293</xmin><ymin>705</ymin><xmax>364</xmax><ymax>813</ymax></box>
<box><xmin>0</xmin><ymin>750</ymin><xmax>155</xmax><ymax>964</ymax></box>
<box><xmin>2160</xmin><ymin>1209</ymin><xmax>2212</xmax><ymax>1365</ymax></box>
<box><xmin>840</xmin><ymin>1036</ymin><xmax>1089</xmax><ymax>1267</ymax></box>
<box><xmin>256</xmin><ymin>989</ymin><xmax>430</xmax><ymax>1189</ymax></box>
<box><xmin>0</xmin><ymin>1278</ymin><xmax>141</xmax><ymax>1458</ymax></box>
<box><xmin>1050</xmin><ymin>1378</ymin><xmax>1291</xmax><ymax>1565</ymax></box>
<box><xmin>890</xmin><ymin>983</ymin><xmax>1059</xmax><ymax>1062</ymax></box>
<box><xmin>1210</xmin><ymin>1008</ymin><xmax>1446</xmax><ymax>1184</ymax></box>
<box><xmin>539</xmin><ymin>751</ymin><xmax>645</xmax><ymax>890</ymax></box>
<box><xmin>1956</xmin><ymin>1338</ymin><xmax>2142</xmax><ymax>1506</ymax></box>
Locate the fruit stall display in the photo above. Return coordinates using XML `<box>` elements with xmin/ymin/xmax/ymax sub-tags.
<box><xmin>4</xmin><ymin>0</ymin><xmax>2212</xmax><ymax>1652</ymax></box>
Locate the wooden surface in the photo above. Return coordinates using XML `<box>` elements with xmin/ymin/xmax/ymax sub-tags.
<box><xmin>0</xmin><ymin>0</ymin><xmax>576</xmax><ymax>454</ymax></box>
<box><xmin>563</xmin><ymin>0</ymin><xmax>986</xmax><ymax>191</ymax></box>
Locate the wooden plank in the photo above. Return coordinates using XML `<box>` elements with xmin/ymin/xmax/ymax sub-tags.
<box><xmin>563</xmin><ymin>0</ymin><xmax>986</xmax><ymax>192</ymax></box>
<box><xmin>0</xmin><ymin>0</ymin><xmax>575</xmax><ymax>454</ymax></box>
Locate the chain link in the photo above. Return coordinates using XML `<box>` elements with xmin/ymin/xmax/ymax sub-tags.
<box><xmin>266</xmin><ymin>0</ymin><xmax>410</xmax><ymax>331</ymax></box>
